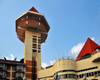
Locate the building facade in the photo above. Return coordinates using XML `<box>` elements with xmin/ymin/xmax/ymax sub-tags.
<box><xmin>38</xmin><ymin>38</ymin><xmax>100</xmax><ymax>80</ymax></box>
<box><xmin>0</xmin><ymin>7</ymin><xmax>100</xmax><ymax>80</ymax></box>
<box><xmin>0</xmin><ymin>59</ymin><xmax>25</xmax><ymax>80</ymax></box>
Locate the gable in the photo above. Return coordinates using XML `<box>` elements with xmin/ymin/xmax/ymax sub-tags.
<box><xmin>29</xmin><ymin>7</ymin><xmax>39</xmax><ymax>13</ymax></box>
<box><xmin>76</xmin><ymin>38</ymin><xmax>100</xmax><ymax>61</ymax></box>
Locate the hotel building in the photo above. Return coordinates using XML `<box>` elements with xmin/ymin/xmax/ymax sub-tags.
<box><xmin>0</xmin><ymin>7</ymin><xmax>100</xmax><ymax>80</ymax></box>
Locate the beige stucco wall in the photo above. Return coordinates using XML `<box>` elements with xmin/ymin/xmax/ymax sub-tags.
<box><xmin>38</xmin><ymin>56</ymin><xmax>100</xmax><ymax>80</ymax></box>
<box><xmin>58</xmin><ymin>72</ymin><xmax>76</xmax><ymax>76</ymax></box>
<box><xmin>77</xmin><ymin>77</ymin><xmax>100</xmax><ymax>80</ymax></box>
<box><xmin>38</xmin><ymin>67</ymin><xmax>53</xmax><ymax>78</ymax></box>
<box><xmin>76</xmin><ymin>58</ymin><xmax>92</xmax><ymax>71</ymax></box>
<box><xmin>24</xmin><ymin>30</ymin><xmax>41</xmax><ymax>62</ymax></box>
<box><xmin>59</xmin><ymin>79</ymin><xmax>76</xmax><ymax>80</ymax></box>
<box><xmin>24</xmin><ymin>30</ymin><xmax>32</xmax><ymax>62</ymax></box>
<box><xmin>24</xmin><ymin>30</ymin><xmax>41</xmax><ymax>80</ymax></box>
<box><xmin>53</xmin><ymin>59</ymin><xmax>76</xmax><ymax>73</ymax></box>
<box><xmin>38</xmin><ymin>59</ymin><xmax>76</xmax><ymax>80</ymax></box>
<box><xmin>76</xmin><ymin>56</ymin><xmax>100</xmax><ymax>80</ymax></box>
<box><xmin>76</xmin><ymin>56</ymin><xmax>100</xmax><ymax>75</ymax></box>
<box><xmin>24</xmin><ymin>30</ymin><xmax>41</xmax><ymax>67</ymax></box>
<box><xmin>92</xmin><ymin>52</ymin><xmax>100</xmax><ymax>62</ymax></box>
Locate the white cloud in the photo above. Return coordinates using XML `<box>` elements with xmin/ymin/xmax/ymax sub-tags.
<box><xmin>70</xmin><ymin>37</ymin><xmax>99</xmax><ymax>58</ymax></box>
<box><xmin>50</xmin><ymin>60</ymin><xmax>56</xmax><ymax>65</ymax></box>
<box><xmin>70</xmin><ymin>42</ymin><xmax>84</xmax><ymax>57</ymax></box>
<box><xmin>41</xmin><ymin>62</ymin><xmax>49</xmax><ymax>69</ymax></box>
<box><xmin>91</xmin><ymin>37</ymin><xmax>99</xmax><ymax>43</ymax></box>
<box><xmin>42</xmin><ymin>60</ymin><xmax>56</xmax><ymax>69</ymax></box>
<box><xmin>5</xmin><ymin>54</ymin><xmax>14</xmax><ymax>60</ymax></box>
<box><xmin>91</xmin><ymin>37</ymin><xmax>95</xmax><ymax>41</ymax></box>
<box><xmin>10</xmin><ymin>54</ymin><xmax>14</xmax><ymax>60</ymax></box>
<box><xmin>42</xmin><ymin>37</ymin><xmax>99</xmax><ymax>69</ymax></box>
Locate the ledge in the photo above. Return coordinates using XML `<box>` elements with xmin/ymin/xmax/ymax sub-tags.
<box><xmin>92</xmin><ymin>52</ymin><xmax>100</xmax><ymax>62</ymax></box>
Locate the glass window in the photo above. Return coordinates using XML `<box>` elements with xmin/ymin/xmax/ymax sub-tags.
<box><xmin>0</xmin><ymin>71</ymin><xmax>5</xmax><ymax>77</ymax></box>
<box><xmin>67</xmin><ymin>74</ymin><xmax>69</xmax><ymax>78</ymax></box>
<box><xmin>13</xmin><ymin>66</ymin><xmax>16</xmax><ymax>71</ymax></box>
<box><xmin>60</xmin><ymin>75</ymin><xmax>63</xmax><ymax>79</ymax></box>
<box><xmin>57</xmin><ymin>74</ymin><xmax>76</xmax><ymax>79</ymax></box>
<box><xmin>92</xmin><ymin>72</ymin><xmax>94</xmax><ymax>76</ymax></box>
<box><xmin>39</xmin><ymin>17</ymin><xmax>41</xmax><ymax>20</ymax></box>
<box><xmin>0</xmin><ymin>71</ymin><xmax>3</xmax><ymax>76</ymax></box>
<box><xmin>17</xmin><ymin>65</ymin><xmax>23</xmax><ymax>71</ymax></box>
<box><xmin>57</xmin><ymin>76</ymin><xmax>60</xmax><ymax>79</ymax></box>
<box><xmin>98</xmin><ymin>49</ymin><xmax>100</xmax><ymax>52</ymax></box>
<box><xmin>35</xmin><ymin>16</ymin><xmax>39</xmax><ymax>19</ymax></box>
<box><xmin>0</xmin><ymin>64</ymin><xmax>5</xmax><ymax>69</ymax></box>
<box><xmin>16</xmin><ymin>73</ymin><xmax>23</xmax><ymax>77</ymax></box>
<box><xmin>28</xmin><ymin>15</ymin><xmax>33</xmax><ymax>18</ymax></box>
<box><xmin>21</xmin><ymin>17</ymin><xmax>26</xmax><ymax>21</ymax></box>
<box><xmin>77</xmin><ymin>75</ymin><xmax>78</xmax><ymax>78</ymax></box>
<box><xmin>98</xmin><ymin>73</ymin><xmax>100</xmax><ymax>76</ymax></box>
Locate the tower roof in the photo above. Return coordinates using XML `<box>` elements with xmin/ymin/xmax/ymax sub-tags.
<box><xmin>76</xmin><ymin>38</ymin><xmax>100</xmax><ymax>61</ymax></box>
<box><xmin>29</xmin><ymin>7</ymin><xmax>39</xmax><ymax>13</ymax></box>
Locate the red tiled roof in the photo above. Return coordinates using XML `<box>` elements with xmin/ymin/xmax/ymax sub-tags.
<box><xmin>29</xmin><ymin>7</ymin><xmax>39</xmax><ymax>13</ymax></box>
<box><xmin>76</xmin><ymin>38</ymin><xmax>100</xmax><ymax>61</ymax></box>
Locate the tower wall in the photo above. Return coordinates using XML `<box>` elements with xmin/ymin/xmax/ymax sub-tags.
<box><xmin>24</xmin><ymin>30</ymin><xmax>41</xmax><ymax>80</ymax></box>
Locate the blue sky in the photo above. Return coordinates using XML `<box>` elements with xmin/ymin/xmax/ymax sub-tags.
<box><xmin>0</xmin><ymin>0</ymin><xmax>100</xmax><ymax>68</ymax></box>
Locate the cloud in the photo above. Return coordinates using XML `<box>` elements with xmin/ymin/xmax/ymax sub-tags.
<box><xmin>91</xmin><ymin>37</ymin><xmax>99</xmax><ymax>43</ymax></box>
<box><xmin>70</xmin><ymin>37</ymin><xmax>99</xmax><ymax>58</ymax></box>
<box><xmin>42</xmin><ymin>37</ymin><xmax>99</xmax><ymax>69</ymax></box>
<box><xmin>50</xmin><ymin>60</ymin><xmax>56</xmax><ymax>65</ymax></box>
<box><xmin>41</xmin><ymin>62</ymin><xmax>49</xmax><ymax>69</ymax></box>
<box><xmin>10</xmin><ymin>54</ymin><xmax>14</xmax><ymax>60</ymax></box>
<box><xmin>91</xmin><ymin>37</ymin><xmax>95</xmax><ymax>41</ymax></box>
<box><xmin>5</xmin><ymin>54</ymin><xmax>14</xmax><ymax>60</ymax></box>
<box><xmin>70</xmin><ymin>42</ymin><xmax>85</xmax><ymax>57</ymax></box>
<box><xmin>42</xmin><ymin>60</ymin><xmax>56</xmax><ymax>69</ymax></box>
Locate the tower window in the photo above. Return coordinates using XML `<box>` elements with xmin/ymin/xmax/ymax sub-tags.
<box><xmin>33</xmin><ymin>44</ymin><xmax>37</xmax><ymax>48</ymax></box>
<box><xmin>38</xmin><ymin>50</ymin><xmax>41</xmax><ymax>53</ymax></box>
<box><xmin>33</xmin><ymin>50</ymin><xmax>37</xmax><ymax>52</ymax></box>
<box><xmin>33</xmin><ymin>36</ymin><xmax>37</xmax><ymax>38</ymax></box>
<box><xmin>33</xmin><ymin>38</ymin><xmax>37</xmax><ymax>43</ymax></box>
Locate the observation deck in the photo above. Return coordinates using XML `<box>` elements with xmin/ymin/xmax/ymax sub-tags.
<box><xmin>16</xmin><ymin>7</ymin><xmax>50</xmax><ymax>43</ymax></box>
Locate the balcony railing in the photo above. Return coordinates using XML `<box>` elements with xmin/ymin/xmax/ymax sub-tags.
<box><xmin>53</xmin><ymin>56</ymin><xmax>75</xmax><ymax>64</ymax></box>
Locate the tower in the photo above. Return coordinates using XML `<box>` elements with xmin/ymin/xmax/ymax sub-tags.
<box><xmin>16</xmin><ymin>7</ymin><xmax>50</xmax><ymax>80</ymax></box>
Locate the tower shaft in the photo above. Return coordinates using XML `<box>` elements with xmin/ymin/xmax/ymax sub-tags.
<box><xmin>24</xmin><ymin>30</ymin><xmax>41</xmax><ymax>80</ymax></box>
